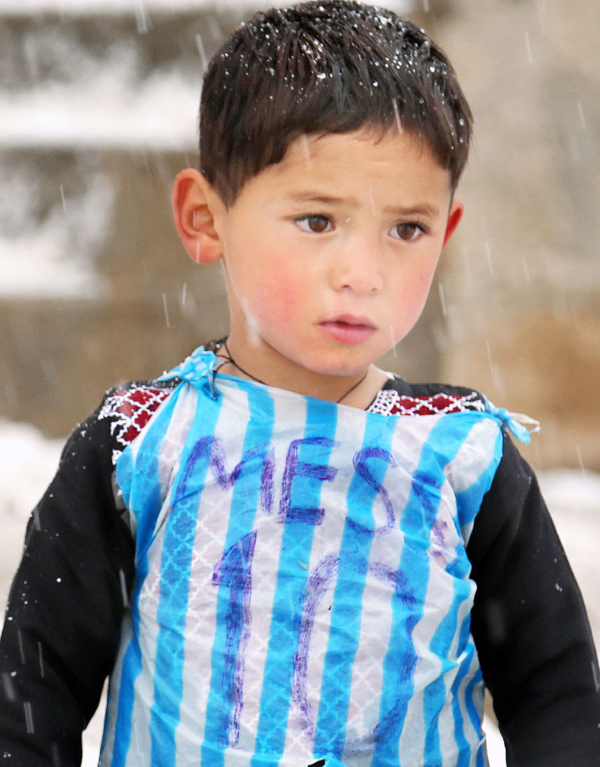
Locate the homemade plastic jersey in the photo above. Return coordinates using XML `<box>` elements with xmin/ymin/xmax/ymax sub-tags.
<box><xmin>98</xmin><ymin>347</ymin><xmax>529</xmax><ymax>767</ymax></box>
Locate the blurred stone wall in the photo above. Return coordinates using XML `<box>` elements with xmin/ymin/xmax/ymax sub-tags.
<box><xmin>0</xmin><ymin>0</ymin><xmax>598</xmax><ymax>471</ymax></box>
<box><xmin>435</xmin><ymin>0</ymin><xmax>600</xmax><ymax>470</ymax></box>
<box><xmin>0</xmin><ymin>10</ymin><xmax>236</xmax><ymax>435</ymax></box>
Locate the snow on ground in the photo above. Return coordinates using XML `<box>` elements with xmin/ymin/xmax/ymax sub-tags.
<box><xmin>538</xmin><ymin>469</ymin><xmax>600</xmax><ymax>650</ymax></box>
<box><xmin>1</xmin><ymin>420</ymin><xmax>598</xmax><ymax>766</ymax></box>
<box><xmin>0</xmin><ymin>421</ymin><xmax>64</xmax><ymax>604</ymax></box>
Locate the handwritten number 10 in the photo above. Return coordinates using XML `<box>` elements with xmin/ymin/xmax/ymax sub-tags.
<box><xmin>211</xmin><ymin>531</ymin><xmax>257</xmax><ymax>747</ymax></box>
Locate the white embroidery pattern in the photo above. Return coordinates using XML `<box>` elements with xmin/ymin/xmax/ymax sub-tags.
<box><xmin>368</xmin><ymin>389</ymin><xmax>485</xmax><ymax>417</ymax></box>
<box><xmin>98</xmin><ymin>385</ymin><xmax>173</xmax><ymax>464</ymax></box>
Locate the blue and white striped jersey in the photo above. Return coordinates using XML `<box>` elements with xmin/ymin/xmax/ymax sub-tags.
<box><xmin>98</xmin><ymin>347</ymin><xmax>529</xmax><ymax>767</ymax></box>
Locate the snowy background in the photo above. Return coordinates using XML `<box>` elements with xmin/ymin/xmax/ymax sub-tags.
<box><xmin>1</xmin><ymin>420</ymin><xmax>598</xmax><ymax>766</ymax></box>
<box><xmin>1</xmin><ymin>0</ymin><xmax>599</xmax><ymax>765</ymax></box>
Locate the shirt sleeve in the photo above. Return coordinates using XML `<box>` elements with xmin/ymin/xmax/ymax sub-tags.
<box><xmin>0</xmin><ymin>401</ymin><xmax>136</xmax><ymax>767</ymax></box>
<box><xmin>467</xmin><ymin>431</ymin><xmax>600</xmax><ymax>766</ymax></box>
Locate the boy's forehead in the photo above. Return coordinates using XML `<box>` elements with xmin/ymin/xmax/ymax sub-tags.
<box><xmin>267</xmin><ymin>129</ymin><xmax>453</xmax><ymax>194</ymax></box>
<box><xmin>291</xmin><ymin>128</ymin><xmax>417</xmax><ymax>153</ymax></box>
<box><xmin>279</xmin><ymin>129</ymin><xmax>438</xmax><ymax>169</ymax></box>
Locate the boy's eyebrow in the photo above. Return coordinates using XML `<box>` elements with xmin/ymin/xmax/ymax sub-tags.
<box><xmin>286</xmin><ymin>192</ymin><xmax>348</xmax><ymax>206</ymax></box>
<box><xmin>286</xmin><ymin>191</ymin><xmax>440</xmax><ymax>218</ymax></box>
<box><xmin>383</xmin><ymin>203</ymin><xmax>440</xmax><ymax>218</ymax></box>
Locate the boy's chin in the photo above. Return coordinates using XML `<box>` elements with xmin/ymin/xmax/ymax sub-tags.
<box><xmin>238</xmin><ymin>330</ymin><xmax>382</xmax><ymax>380</ymax></box>
<box><xmin>295</xmin><ymin>356</ymin><xmax>376</xmax><ymax>380</ymax></box>
<box><xmin>310</xmin><ymin>345</ymin><xmax>389</xmax><ymax>376</ymax></box>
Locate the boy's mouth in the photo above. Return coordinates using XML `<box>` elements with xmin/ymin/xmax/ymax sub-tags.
<box><xmin>318</xmin><ymin>314</ymin><xmax>378</xmax><ymax>345</ymax></box>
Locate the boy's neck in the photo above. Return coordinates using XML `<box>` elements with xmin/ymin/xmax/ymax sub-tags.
<box><xmin>215</xmin><ymin>336</ymin><xmax>389</xmax><ymax>409</ymax></box>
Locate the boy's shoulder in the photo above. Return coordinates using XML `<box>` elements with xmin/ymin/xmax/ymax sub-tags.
<box><xmin>88</xmin><ymin>377</ymin><xmax>180</xmax><ymax>465</ymax></box>
<box><xmin>369</xmin><ymin>375</ymin><xmax>486</xmax><ymax>418</ymax></box>
<box><xmin>93</xmin><ymin>371</ymin><xmax>486</xmax><ymax>436</ymax></box>
<box><xmin>99</xmin><ymin>378</ymin><xmax>178</xmax><ymax>433</ymax></box>
<box><xmin>76</xmin><ymin>365</ymin><xmax>488</xmax><ymax>469</ymax></box>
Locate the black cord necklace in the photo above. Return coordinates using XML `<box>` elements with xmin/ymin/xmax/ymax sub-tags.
<box><xmin>216</xmin><ymin>340</ymin><xmax>369</xmax><ymax>404</ymax></box>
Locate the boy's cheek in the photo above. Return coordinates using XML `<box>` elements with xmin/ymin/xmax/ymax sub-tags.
<box><xmin>248</xmin><ymin>277</ymin><xmax>305</xmax><ymax>324</ymax></box>
<box><xmin>388</xmin><ymin>271</ymin><xmax>435</xmax><ymax>325</ymax></box>
<box><xmin>406</xmin><ymin>263</ymin><xmax>440</xmax><ymax>298</ymax></box>
<box><xmin>256</xmin><ymin>260</ymin><xmax>310</xmax><ymax>303</ymax></box>
<box><xmin>419</xmin><ymin>265</ymin><xmax>438</xmax><ymax>289</ymax></box>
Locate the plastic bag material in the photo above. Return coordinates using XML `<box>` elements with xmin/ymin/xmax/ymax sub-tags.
<box><xmin>100</xmin><ymin>347</ymin><xmax>510</xmax><ymax>767</ymax></box>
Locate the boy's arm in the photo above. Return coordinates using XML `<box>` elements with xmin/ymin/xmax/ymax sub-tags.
<box><xmin>0</xmin><ymin>399</ymin><xmax>136</xmax><ymax>767</ymax></box>
<box><xmin>467</xmin><ymin>431</ymin><xmax>600</xmax><ymax>767</ymax></box>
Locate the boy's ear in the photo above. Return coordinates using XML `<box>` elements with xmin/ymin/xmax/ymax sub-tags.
<box><xmin>172</xmin><ymin>169</ymin><xmax>224</xmax><ymax>264</ymax></box>
<box><xmin>442</xmin><ymin>198</ymin><xmax>464</xmax><ymax>249</ymax></box>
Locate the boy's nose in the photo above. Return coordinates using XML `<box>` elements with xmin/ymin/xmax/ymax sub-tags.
<box><xmin>330</xmin><ymin>244</ymin><xmax>385</xmax><ymax>295</ymax></box>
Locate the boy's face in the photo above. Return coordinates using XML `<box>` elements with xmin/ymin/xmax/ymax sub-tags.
<box><xmin>176</xmin><ymin>129</ymin><xmax>462</xmax><ymax>398</ymax></box>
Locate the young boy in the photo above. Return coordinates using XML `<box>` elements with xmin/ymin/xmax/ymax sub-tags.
<box><xmin>1</xmin><ymin>2</ymin><xmax>599</xmax><ymax>766</ymax></box>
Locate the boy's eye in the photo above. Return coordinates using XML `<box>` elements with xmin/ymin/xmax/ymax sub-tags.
<box><xmin>390</xmin><ymin>223</ymin><xmax>424</xmax><ymax>242</ymax></box>
<box><xmin>296</xmin><ymin>215</ymin><xmax>333</xmax><ymax>234</ymax></box>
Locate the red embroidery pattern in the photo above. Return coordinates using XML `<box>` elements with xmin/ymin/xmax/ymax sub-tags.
<box><xmin>98</xmin><ymin>385</ymin><xmax>173</xmax><ymax>462</ymax></box>
<box><xmin>368</xmin><ymin>389</ymin><xmax>484</xmax><ymax>417</ymax></box>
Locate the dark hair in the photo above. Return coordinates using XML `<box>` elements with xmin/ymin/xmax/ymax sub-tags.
<box><xmin>200</xmin><ymin>0</ymin><xmax>472</xmax><ymax>206</ymax></box>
